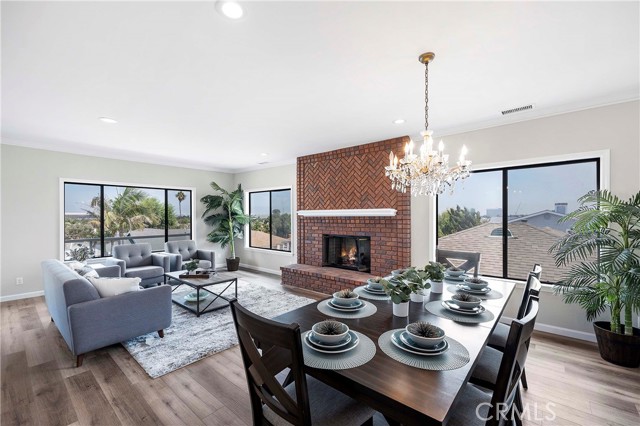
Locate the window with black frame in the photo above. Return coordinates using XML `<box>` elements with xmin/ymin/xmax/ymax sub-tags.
<box><xmin>63</xmin><ymin>182</ymin><xmax>192</xmax><ymax>259</ymax></box>
<box><xmin>436</xmin><ymin>158</ymin><xmax>599</xmax><ymax>283</ymax></box>
<box><xmin>249</xmin><ymin>189</ymin><xmax>292</xmax><ymax>252</ymax></box>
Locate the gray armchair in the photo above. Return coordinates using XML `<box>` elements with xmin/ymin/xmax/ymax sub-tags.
<box><xmin>164</xmin><ymin>240</ymin><xmax>215</xmax><ymax>272</ymax></box>
<box><xmin>112</xmin><ymin>243</ymin><xmax>169</xmax><ymax>287</ymax></box>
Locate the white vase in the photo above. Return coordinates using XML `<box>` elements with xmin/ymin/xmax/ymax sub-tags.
<box><xmin>410</xmin><ymin>292</ymin><xmax>424</xmax><ymax>303</ymax></box>
<box><xmin>392</xmin><ymin>301</ymin><xmax>410</xmax><ymax>317</ymax></box>
<box><xmin>430</xmin><ymin>280</ymin><xmax>444</xmax><ymax>294</ymax></box>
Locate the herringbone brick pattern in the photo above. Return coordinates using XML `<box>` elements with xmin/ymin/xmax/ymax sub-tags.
<box><xmin>283</xmin><ymin>137</ymin><xmax>411</xmax><ymax>291</ymax></box>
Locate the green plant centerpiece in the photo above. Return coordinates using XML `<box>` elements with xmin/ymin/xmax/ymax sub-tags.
<box><xmin>550</xmin><ymin>189</ymin><xmax>640</xmax><ymax>367</ymax></box>
<box><xmin>381</xmin><ymin>267</ymin><xmax>429</xmax><ymax>304</ymax></box>
<box><xmin>184</xmin><ymin>259</ymin><xmax>199</xmax><ymax>274</ymax></box>
<box><xmin>424</xmin><ymin>261</ymin><xmax>446</xmax><ymax>281</ymax></box>
<box><xmin>201</xmin><ymin>182</ymin><xmax>250</xmax><ymax>271</ymax></box>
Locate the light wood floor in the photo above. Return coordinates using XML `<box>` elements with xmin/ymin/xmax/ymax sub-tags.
<box><xmin>1</xmin><ymin>269</ymin><xmax>639</xmax><ymax>426</ymax></box>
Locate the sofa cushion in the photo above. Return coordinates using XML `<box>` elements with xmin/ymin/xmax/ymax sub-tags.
<box><xmin>88</xmin><ymin>277</ymin><xmax>142</xmax><ymax>298</ymax></box>
<box><xmin>166</xmin><ymin>240</ymin><xmax>198</xmax><ymax>261</ymax></box>
<box><xmin>124</xmin><ymin>265</ymin><xmax>164</xmax><ymax>280</ymax></box>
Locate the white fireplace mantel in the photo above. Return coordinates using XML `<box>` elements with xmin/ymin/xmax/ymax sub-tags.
<box><xmin>296</xmin><ymin>208</ymin><xmax>397</xmax><ymax>217</ymax></box>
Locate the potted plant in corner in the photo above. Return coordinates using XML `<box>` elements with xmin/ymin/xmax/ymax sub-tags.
<box><xmin>201</xmin><ymin>182</ymin><xmax>251</xmax><ymax>272</ymax></box>
<box><xmin>550</xmin><ymin>189</ymin><xmax>640</xmax><ymax>368</ymax></box>
<box><xmin>424</xmin><ymin>261</ymin><xmax>446</xmax><ymax>294</ymax></box>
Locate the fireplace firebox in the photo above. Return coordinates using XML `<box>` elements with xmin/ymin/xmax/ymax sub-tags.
<box><xmin>322</xmin><ymin>235</ymin><xmax>371</xmax><ymax>272</ymax></box>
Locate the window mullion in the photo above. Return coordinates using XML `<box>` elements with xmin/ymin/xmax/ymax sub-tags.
<box><xmin>502</xmin><ymin>170</ymin><xmax>508</xmax><ymax>278</ymax></box>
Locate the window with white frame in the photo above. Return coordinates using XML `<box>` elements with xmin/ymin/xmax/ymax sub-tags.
<box><xmin>436</xmin><ymin>158</ymin><xmax>600</xmax><ymax>283</ymax></box>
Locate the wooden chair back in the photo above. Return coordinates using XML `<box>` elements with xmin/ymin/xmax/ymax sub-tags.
<box><xmin>530</xmin><ymin>263</ymin><xmax>542</xmax><ymax>280</ymax></box>
<box><xmin>515</xmin><ymin>272</ymin><xmax>542</xmax><ymax>320</ymax></box>
<box><xmin>436</xmin><ymin>249</ymin><xmax>481</xmax><ymax>277</ymax></box>
<box><xmin>489</xmin><ymin>296</ymin><xmax>539</xmax><ymax>426</ymax></box>
<box><xmin>230</xmin><ymin>299</ymin><xmax>312</xmax><ymax>426</ymax></box>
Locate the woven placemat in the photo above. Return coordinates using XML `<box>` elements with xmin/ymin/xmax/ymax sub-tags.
<box><xmin>446</xmin><ymin>285</ymin><xmax>504</xmax><ymax>300</ymax></box>
<box><xmin>317</xmin><ymin>299</ymin><xmax>378</xmax><ymax>319</ymax></box>
<box><xmin>302</xmin><ymin>331</ymin><xmax>376</xmax><ymax>370</ymax></box>
<box><xmin>378</xmin><ymin>330</ymin><xmax>470</xmax><ymax>371</ymax></box>
<box><xmin>424</xmin><ymin>301</ymin><xmax>495</xmax><ymax>323</ymax></box>
<box><xmin>354</xmin><ymin>285</ymin><xmax>390</xmax><ymax>301</ymax></box>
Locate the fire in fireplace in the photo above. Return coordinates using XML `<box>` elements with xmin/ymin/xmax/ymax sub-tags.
<box><xmin>322</xmin><ymin>234</ymin><xmax>371</xmax><ymax>273</ymax></box>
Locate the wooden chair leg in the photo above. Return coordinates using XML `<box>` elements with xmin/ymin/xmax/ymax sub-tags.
<box><xmin>76</xmin><ymin>354</ymin><xmax>84</xmax><ymax>367</ymax></box>
<box><xmin>158</xmin><ymin>330</ymin><xmax>164</xmax><ymax>338</ymax></box>
<box><xmin>521</xmin><ymin>368</ymin><xmax>529</xmax><ymax>390</ymax></box>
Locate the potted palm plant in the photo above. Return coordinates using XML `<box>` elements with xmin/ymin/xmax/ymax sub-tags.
<box><xmin>550</xmin><ymin>189</ymin><xmax>640</xmax><ymax>367</ymax></box>
<box><xmin>201</xmin><ymin>182</ymin><xmax>250</xmax><ymax>272</ymax></box>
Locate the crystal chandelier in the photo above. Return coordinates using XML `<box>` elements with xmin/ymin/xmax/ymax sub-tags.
<box><xmin>385</xmin><ymin>52</ymin><xmax>471</xmax><ymax>196</ymax></box>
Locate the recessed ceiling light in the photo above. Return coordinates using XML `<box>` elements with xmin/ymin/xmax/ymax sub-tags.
<box><xmin>99</xmin><ymin>117</ymin><xmax>118</xmax><ymax>124</ymax></box>
<box><xmin>218</xmin><ymin>1</ymin><xmax>244</xmax><ymax>19</ymax></box>
<box><xmin>393</xmin><ymin>119</ymin><xmax>405</xmax><ymax>124</ymax></box>
<box><xmin>260</xmin><ymin>153</ymin><xmax>268</xmax><ymax>157</ymax></box>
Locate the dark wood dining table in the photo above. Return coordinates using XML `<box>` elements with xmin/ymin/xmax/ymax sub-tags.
<box><xmin>274</xmin><ymin>279</ymin><xmax>515</xmax><ymax>426</ymax></box>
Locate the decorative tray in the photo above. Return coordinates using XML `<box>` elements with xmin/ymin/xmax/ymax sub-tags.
<box><xmin>179</xmin><ymin>271</ymin><xmax>212</xmax><ymax>279</ymax></box>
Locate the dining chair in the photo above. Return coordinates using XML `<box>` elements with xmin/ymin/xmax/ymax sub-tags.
<box><xmin>436</xmin><ymin>248</ymin><xmax>481</xmax><ymax>277</ymax></box>
<box><xmin>229</xmin><ymin>300</ymin><xmax>375</xmax><ymax>426</ymax></box>
<box><xmin>488</xmin><ymin>268</ymin><xmax>542</xmax><ymax>349</ymax></box>
<box><xmin>472</xmin><ymin>277</ymin><xmax>541</xmax><ymax>394</ymax></box>
<box><xmin>447</xmin><ymin>296</ymin><xmax>540</xmax><ymax>426</ymax></box>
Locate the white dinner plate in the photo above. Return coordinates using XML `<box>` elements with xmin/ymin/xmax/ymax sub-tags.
<box><xmin>364</xmin><ymin>284</ymin><xmax>386</xmax><ymax>293</ymax></box>
<box><xmin>327</xmin><ymin>299</ymin><xmax>365</xmax><ymax>311</ymax></box>
<box><xmin>308</xmin><ymin>332</ymin><xmax>352</xmax><ymax>349</ymax></box>
<box><xmin>304</xmin><ymin>330</ymin><xmax>360</xmax><ymax>354</ymax></box>
<box><xmin>442</xmin><ymin>300</ymin><xmax>486</xmax><ymax>315</ymax></box>
<box><xmin>444</xmin><ymin>274</ymin><xmax>468</xmax><ymax>282</ymax></box>
<box><xmin>390</xmin><ymin>331</ymin><xmax>449</xmax><ymax>356</ymax></box>
<box><xmin>398</xmin><ymin>331</ymin><xmax>449</xmax><ymax>353</ymax></box>
<box><xmin>456</xmin><ymin>284</ymin><xmax>492</xmax><ymax>295</ymax></box>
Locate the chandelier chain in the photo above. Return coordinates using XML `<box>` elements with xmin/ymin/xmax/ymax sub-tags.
<box><xmin>424</xmin><ymin>61</ymin><xmax>429</xmax><ymax>131</ymax></box>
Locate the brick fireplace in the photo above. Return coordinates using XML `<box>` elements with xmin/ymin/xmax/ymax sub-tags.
<box><xmin>281</xmin><ymin>136</ymin><xmax>411</xmax><ymax>294</ymax></box>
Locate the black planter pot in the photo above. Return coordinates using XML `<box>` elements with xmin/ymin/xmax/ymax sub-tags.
<box><xmin>226</xmin><ymin>257</ymin><xmax>240</xmax><ymax>272</ymax></box>
<box><xmin>593</xmin><ymin>321</ymin><xmax>640</xmax><ymax>368</ymax></box>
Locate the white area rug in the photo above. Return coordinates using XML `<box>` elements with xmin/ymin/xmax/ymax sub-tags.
<box><xmin>122</xmin><ymin>280</ymin><xmax>314</xmax><ymax>378</ymax></box>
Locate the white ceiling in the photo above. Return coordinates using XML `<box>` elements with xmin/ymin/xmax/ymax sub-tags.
<box><xmin>2</xmin><ymin>1</ymin><xmax>639</xmax><ymax>172</ymax></box>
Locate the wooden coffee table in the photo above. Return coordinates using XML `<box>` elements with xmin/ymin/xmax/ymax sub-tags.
<box><xmin>165</xmin><ymin>270</ymin><xmax>238</xmax><ymax>317</ymax></box>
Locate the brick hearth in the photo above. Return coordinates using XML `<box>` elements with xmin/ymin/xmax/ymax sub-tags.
<box><xmin>281</xmin><ymin>136</ymin><xmax>411</xmax><ymax>294</ymax></box>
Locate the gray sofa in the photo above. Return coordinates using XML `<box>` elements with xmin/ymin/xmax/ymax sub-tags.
<box><xmin>164</xmin><ymin>240</ymin><xmax>215</xmax><ymax>271</ymax></box>
<box><xmin>42</xmin><ymin>259</ymin><xmax>172</xmax><ymax>366</ymax></box>
<box><xmin>112</xmin><ymin>243</ymin><xmax>170</xmax><ymax>287</ymax></box>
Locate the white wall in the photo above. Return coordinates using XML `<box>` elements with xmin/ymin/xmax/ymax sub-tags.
<box><xmin>411</xmin><ymin>100</ymin><xmax>640</xmax><ymax>339</ymax></box>
<box><xmin>0</xmin><ymin>144</ymin><xmax>232</xmax><ymax>300</ymax></box>
<box><xmin>233</xmin><ymin>164</ymin><xmax>297</xmax><ymax>275</ymax></box>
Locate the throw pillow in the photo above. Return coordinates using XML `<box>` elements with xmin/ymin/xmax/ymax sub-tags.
<box><xmin>87</xmin><ymin>277</ymin><xmax>142</xmax><ymax>298</ymax></box>
<box><xmin>67</xmin><ymin>262</ymin><xmax>99</xmax><ymax>278</ymax></box>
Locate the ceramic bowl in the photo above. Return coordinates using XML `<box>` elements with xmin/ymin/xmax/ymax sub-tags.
<box><xmin>366</xmin><ymin>279</ymin><xmax>384</xmax><ymax>290</ymax></box>
<box><xmin>405</xmin><ymin>323</ymin><xmax>445</xmax><ymax>348</ymax></box>
<box><xmin>312</xmin><ymin>321</ymin><xmax>349</xmax><ymax>344</ymax></box>
<box><xmin>463</xmin><ymin>277</ymin><xmax>489</xmax><ymax>290</ymax></box>
<box><xmin>451</xmin><ymin>294</ymin><xmax>482</xmax><ymax>309</ymax></box>
<box><xmin>332</xmin><ymin>291</ymin><xmax>360</xmax><ymax>306</ymax></box>
<box><xmin>445</xmin><ymin>267</ymin><xmax>466</xmax><ymax>277</ymax></box>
